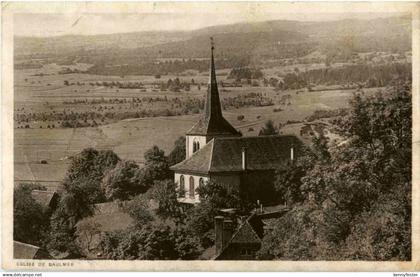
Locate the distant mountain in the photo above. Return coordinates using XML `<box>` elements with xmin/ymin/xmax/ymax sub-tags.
<box><xmin>14</xmin><ymin>31</ymin><xmax>192</xmax><ymax>57</ymax></box>
<box><xmin>14</xmin><ymin>15</ymin><xmax>411</xmax><ymax>72</ymax></box>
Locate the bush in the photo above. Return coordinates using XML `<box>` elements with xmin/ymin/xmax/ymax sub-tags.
<box><xmin>101</xmin><ymin>160</ymin><xmax>146</xmax><ymax>201</ymax></box>
<box><xmin>14</xmin><ymin>184</ymin><xmax>50</xmax><ymax>245</ymax></box>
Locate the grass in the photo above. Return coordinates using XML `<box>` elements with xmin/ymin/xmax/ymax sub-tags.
<box><xmin>14</xmin><ymin>65</ymin><xmax>384</xmax><ymax>187</ymax></box>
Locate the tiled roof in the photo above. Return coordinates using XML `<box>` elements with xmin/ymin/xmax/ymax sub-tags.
<box><xmin>230</xmin><ymin>220</ymin><xmax>261</xmax><ymax>244</ymax></box>
<box><xmin>14</xmin><ymin>241</ymin><xmax>50</xmax><ymax>259</ymax></box>
<box><xmin>31</xmin><ymin>190</ymin><xmax>57</xmax><ymax>208</ymax></box>
<box><xmin>171</xmin><ymin>139</ymin><xmax>214</xmax><ymax>174</ymax></box>
<box><xmin>171</xmin><ymin>135</ymin><xmax>302</xmax><ymax>174</ymax></box>
<box><xmin>214</xmin><ymin>213</ymin><xmax>263</xmax><ymax>260</ymax></box>
<box><xmin>186</xmin><ymin>116</ymin><xmax>241</xmax><ymax>137</ymax></box>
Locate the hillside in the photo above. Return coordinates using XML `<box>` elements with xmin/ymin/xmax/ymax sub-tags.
<box><xmin>14</xmin><ymin>15</ymin><xmax>411</xmax><ymax>74</ymax></box>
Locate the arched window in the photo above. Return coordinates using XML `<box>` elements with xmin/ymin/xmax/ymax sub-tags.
<box><xmin>199</xmin><ymin>178</ymin><xmax>204</xmax><ymax>189</ymax></box>
<box><xmin>193</xmin><ymin>138</ymin><xmax>200</xmax><ymax>154</ymax></box>
<box><xmin>189</xmin><ymin>176</ymin><xmax>195</xmax><ymax>198</ymax></box>
<box><xmin>179</xmin><ymin>175</ymin><xmax>185</xmax><ymax>197</ymax></box>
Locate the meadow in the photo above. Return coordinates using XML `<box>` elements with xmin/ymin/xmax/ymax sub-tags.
<box><xmin>14</xmin><ymin>63</ymin><xmax>384</xmax><ymax>189</ymax></box>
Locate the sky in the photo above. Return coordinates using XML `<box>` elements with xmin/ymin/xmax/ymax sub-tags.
<box><xmin>13</xmin><ymin>3</ymin><xmax>407</xmax><ymax>37</ymax></box>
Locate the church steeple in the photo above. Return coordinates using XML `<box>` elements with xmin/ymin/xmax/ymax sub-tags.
<box><xmin>204</xmin><ymin>37</ymin><xmax>223</xmax><ymax>122</ymax></box>
<box><xmin>186</xmin><ymin>38</ymin><xmax>241</xmax><ymax>137</ymax></box>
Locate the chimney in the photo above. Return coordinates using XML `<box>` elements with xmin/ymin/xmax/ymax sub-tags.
<box><xmin>241</xmin><ymin>147</ymin><xmax>247</xmax><ymax>170</ymax></box>
<box><xmin>215</xmin><ymin>216</ymin><xmax>224</xmax><ymax>255</ymax></box>
<box><xmin>215</xmin><ymin>216</ymin><xmax>235</xmax><ymax>256</ymax></box>
<box><xmin>290</xmin><ymin>146</ymin><xmax>294</xmax><ymax>162</ymax></box>
<box><xmin>222</xmin><ymin>219</ymin><xmax>234</xmax><ymax>249</ymax></box>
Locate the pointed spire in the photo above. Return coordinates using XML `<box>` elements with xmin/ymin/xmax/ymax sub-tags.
<box><xmin>186</xmin><ymin>37</ymin><xmax>241</xmax><ymax>137</ymax></box>
<box><xmin>204</xmin><ymin>37</ymin><xmax>222</xmax><ymax>121</ymax></box>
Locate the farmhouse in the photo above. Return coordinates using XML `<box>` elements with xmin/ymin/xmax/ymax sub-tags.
<box><xmin>170</xmin><ymin>42</ymin><xmax>302</xmax><ymax>204</ymax></box>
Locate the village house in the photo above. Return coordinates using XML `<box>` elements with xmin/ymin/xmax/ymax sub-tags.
<box><xmin>170</xmin><ymin>42</ymin><xmax>302</xmax><ymax>205</ymax></box>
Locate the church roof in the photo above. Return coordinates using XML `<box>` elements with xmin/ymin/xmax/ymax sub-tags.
<box><xmin>186</xmin><ymin>39</ymin><xmax>240</xmax><ymax>137</ymax></box>
<box><xmin>170</xmin><ymin>135</ymin><xmax>302</xmax><ymax>174</ymax></box>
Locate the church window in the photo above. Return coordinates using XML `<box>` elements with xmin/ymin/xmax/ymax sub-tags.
<box><xmin>199</xmin><ymin>178</ymin><xmax>204</xmax><ymax>189</ymax></box>
<box><xmin>179</xmin><ymin>175</ymin><xmax>185</xmax><ymax>197</ymax></box>
<box><xmin>196</xmin><ymin>142</ymin><xmax>200</xmax><ymax>150</ymax></box>
<box><xmin>189</xmin><ymin>176</ymin><xmax>195</xmax><ymax>198</ymax></box>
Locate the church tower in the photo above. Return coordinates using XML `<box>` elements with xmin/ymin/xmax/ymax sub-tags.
<box><xmin>185</xmin><ymin>38</ymin><xmax>241</xmax><ymax>158</ymax></box>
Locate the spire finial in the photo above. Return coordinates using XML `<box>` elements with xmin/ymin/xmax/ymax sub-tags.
<box><xmin>210</xmin><ymin>37</ymin><xmax>214</xmax><ymax>51</ymax></box>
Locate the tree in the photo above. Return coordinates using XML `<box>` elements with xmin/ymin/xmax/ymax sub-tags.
<box><xmin>47</xmin><ymin>165</ymin><xmax>98</xmax><ymax>255</ymax></box>
<box><xmin>150</xmin><ymin>179</ymin><xmax>184</xmax><ymax>222</ymax></box>
<box><xmin>274</xmin><ymin>163</ymin><xmax>306</xmax><ymax>206</ymax></box>
<box><xmin>75</xmin><ymin>218</ymin><xmax>102</xmax><ymax>256</ymax></box>
<box><xmin>101</xmin><ymin>160</ymin><xmax>146</xmax><ymax>201</ymax></box>
<box><xmin>100</xmin><ymin>224</ymin><xmax>200</xmax><ymax>260</ymax></box>
<box><xmin>14</xmin><ymin>184</ymin><xmax>50</xmax><ymax>245</ymax></box>
<box><xmin>139</xmin><ymin>146</ymin><xmax>171</xmax><ymax>188</ymax></box>
<box><xmin>258</xmin><ymin>120</ymin><xmax>279</xmax><ymax>136</ymax></box>
<box><xmin>185</xmin><ymin>181</ymin><xmax>242</xmax><ymax>247</ymax></box>
<box><xmin>259</xmin><ymin>82</ymin><xmax>412</xmax><ymax>260</ymax></box>
<box><xmin>125</xmin><ymin>194</ymin><xmax>154</xmax><ymax>227</ymax></box>
<box><xmin>65</xmin><ymin>148</ymin><xmax>120</xmax><ymax>203</ymax></box>
<box><xmin>167</xmin><ymin>136</ymin><xmax>186</xmax><ymax>166</ymax></box>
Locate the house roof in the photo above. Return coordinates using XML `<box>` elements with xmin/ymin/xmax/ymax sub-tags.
<box><xmin>230</xmin><ymin>220</ymin><xmax>262</xmax><ymax>244</ymax></box>
<box><xmin>170</xmin><ymin>135</ymin><xmax>302</xmax><ymax>174</ymax></box>
<box><xmin>186</xmin><ymin>41</ymin><xmax>240</xmax><ymax>137</ymax></box>
<box><xmin>214</xmin><ymin>213</ymin><xmax>263</xmax><ymax>260</ymax></box>
<box><xmin>14</xmin><ymin>241</ymin><xmax>50</xmax><ymax>259</ymax></box>
<box><xmin>31</xmin><ymin>190</ymin><xmax>57</xmax><ymax>208</ymax></box>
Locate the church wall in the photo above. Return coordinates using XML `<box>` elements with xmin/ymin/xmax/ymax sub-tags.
<box><xmin>240</xmin><ymin>170</ymin><xmax>279</xmax><ymax>205</ymax></box>
<box><xmin>210</xmin><ymin>174</ymin><xmax>241</xmax><ymax>190</ymax></box>
<box><xmin>174</xmin><ymin>172</ymin><xmax>209</xmax><ymax>203</ymax></box>
<box><xmin>186</xmin><ymin>135</ymin><xmax>207</xmax><ymax>158</ymax></box>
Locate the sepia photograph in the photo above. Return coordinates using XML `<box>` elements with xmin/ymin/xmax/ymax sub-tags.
<box><xmin>1</xmin><ymin>1</ymin><xmax>419</xmax><ymax>272</ymax></box>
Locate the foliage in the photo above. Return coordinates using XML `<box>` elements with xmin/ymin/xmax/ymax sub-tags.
<box><xmin>258</xmin><ymin>120</ymin><xmax>279</xmax><ymax>136</ymax></box>
<box><xmin>100</xmin><ymin>224</ymin><xmax>200</xmax><ymax>260</ymax></box>
<box><xmin>150</xmin><ymin>179</ymin><xmax>184</xmax><ymax>222</ymax></box>
<box><xmin>281</xmin><ymin>63</ymin><xmax>411</xmax><ymax>90</ymax></box>
<box><xmin>259</xmin><ymin>82</ymin><xmax>411</xmax><ymax>260</ymax></box>
<box><xmin>46</xmin><ymin>148</ymin><xmax>117</xmax><ymax>255</ymax></box>
<box><xmin>13</xmin><ymin>184</ymin><xmax>50</xmax><ymax>246</ymax></box>
<box><xmin>228</xmin><ymin>67</ymin><xmax>264</xmax><ymax>80</ymax></box>
<box><xmin>47</xmin><ymin>205</ymin><xmax>81</xmax><ymax>256</ymax></box>
<box><xmin>139</xmin><ymin>146</ymin><xmax>171</xmax><ymax>188</ymax></box>
<box><xmin>47</xmin><ymin>180</ymin><xmax>94</xmax><ymax>255</ymax></box>
<box><xmin>185</xmin><ymin>181</ymin><xmax>242</xmax><ymax>247</ymax></box>
<box><xmin>167</xmin><ymin>136</ymin><xmax>186</xmax><ymax>166</ymax></box>
<box><xmin>75</xmin><ymin>218</ymin><xmax>102</xmax><ymax>256</ymax></box>
<box><xmin>66</xmin><ymin>148</ymin><xmax>120</xmax><ymax>203</ymax></box>
<box><xmin>306</xmin><ymin>108</ymin><xmax>348</xmax><ymax>122</ymax></box>
<box><xmin>274</xmin><ymin>163</ymin><xmax>306</xmax><ymax>206</ymax></box>
<box><xmin>101</xmin><ymin>160</ymin><xmax>147</xmax><ymax>201</ymax></box>
<box><xmin>172</xmin><ymin>227</ymin><xmax>202</xmax><ymax>260</ymax></box>
<box><xmin>125</xmin><ymin>195</ymin><xmax>154</xmax><ymax>227</ymax></box>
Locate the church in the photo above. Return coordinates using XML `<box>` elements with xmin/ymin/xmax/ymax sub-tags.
<box><xmin>170</xmin><ymin>41</ymin><xmax>302</xmax><ymax>205</ymax></box>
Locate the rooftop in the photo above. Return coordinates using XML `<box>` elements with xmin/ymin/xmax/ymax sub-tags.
<box><xmin>171</xmin><ymin>135</ymin><xmax>302</xmax><ymax>174</ymax></box>
<box><xmin>14</xmin><ymin>241</ymin><xmax>51</xmax><ymax>259</ymax></box>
